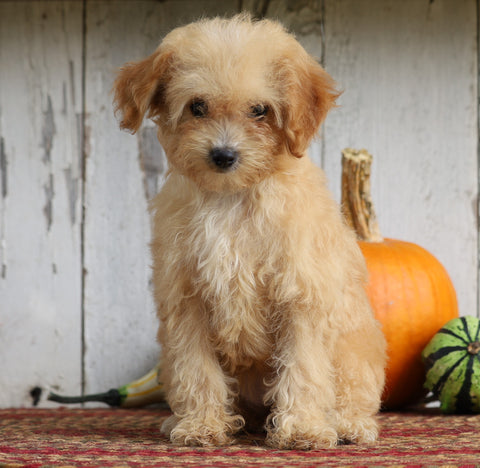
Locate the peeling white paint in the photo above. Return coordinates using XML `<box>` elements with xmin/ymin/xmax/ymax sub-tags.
<box><xmin>41</xmin><ymin>95</ymin><xmax>56</xmax><ymax>164</ymax></box>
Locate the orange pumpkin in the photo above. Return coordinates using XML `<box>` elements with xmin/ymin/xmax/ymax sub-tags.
<box><xmin>341</xmin><ymin>149</ymin><xmax>459</xmax><ymax>409</ymax></box>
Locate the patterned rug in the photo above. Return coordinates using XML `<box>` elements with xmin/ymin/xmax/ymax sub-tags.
<box><xmin>0</xmin><ymin>408</ymin><xmax>479</xmax><ymax>467</ymax></box>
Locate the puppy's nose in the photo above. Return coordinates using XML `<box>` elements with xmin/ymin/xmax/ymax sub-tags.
<box><xmin>209</xmin><ymin>147</ymin><xmax>239</xmax><ymax>170</ymax></box>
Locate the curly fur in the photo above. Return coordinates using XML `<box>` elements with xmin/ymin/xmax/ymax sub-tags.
<box><xmin>113</xmin><ymin>14</ymin><xmax>386</xmax><ymax>449</ymax></box>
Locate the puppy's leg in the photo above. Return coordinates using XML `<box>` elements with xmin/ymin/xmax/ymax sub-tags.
<box><xmin>333</xmin><ymin>321</ymin><xmax>386</xmax><ymax>445</ymax></box>
<box><xmin>160</xmin><ymin>299</ymin><xmax>244</xmax><ymax>446</ymax></box>
<box><xmin>265</xmin><ymin>315</ymin><xmax>339</xmax><ymax>449</ymax></box>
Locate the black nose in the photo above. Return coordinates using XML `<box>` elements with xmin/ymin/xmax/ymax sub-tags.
<box><xmin>209</xmin><ymin>147</ymin><xmax>239</xmax><ymax>170</ymax></box>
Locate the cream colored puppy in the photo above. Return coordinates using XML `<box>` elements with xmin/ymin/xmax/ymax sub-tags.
<box><xmin>113</xmin><ymin>14</ymin><xmax>386</xmax><ymax>449</ymax></box>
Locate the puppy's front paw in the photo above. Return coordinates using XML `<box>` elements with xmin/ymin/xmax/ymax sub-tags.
<box><xmin>160</xmin><ymin>414</ymin><xmax>179</xmax><ymax>439</ymax></box>
<box><xmin>266</xmin><ymin>426</ymin><xmax>338</xmax><ymax>450</ymax></box>
<box><xmin>161</xmin><ymin>414</ymin><xmax>244</xmax><ymax>447</ymax></box>
<box><xmin>336</xmin><ymin>415</ymin><xmax>379</xmax><ymax>445</ymax></box>
<box><xmin>266</xmin><ymin>413</ymin><xmax>338</xmax><ymax>450</ymax></box>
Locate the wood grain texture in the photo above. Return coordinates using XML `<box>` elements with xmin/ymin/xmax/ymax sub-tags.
<box><xmin>322</xmin><ymin>0</ymin><xmax>477</xmax><ymax>318</ymax></box>
<box><xmin>0</xmin><ymin>1</ymin><xmax>83</xmax><ymax>406</ymax></box>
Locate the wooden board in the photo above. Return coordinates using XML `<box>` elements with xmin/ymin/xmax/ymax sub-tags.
<box><xmin>322</xmin><ymin>0</ymin><xmax>478</xmax><ymax>318</ymax></box>
<box><xmin>0</xmin><ymin>1</ymin><xmax>83</xmax><ymax>407</ymax></box>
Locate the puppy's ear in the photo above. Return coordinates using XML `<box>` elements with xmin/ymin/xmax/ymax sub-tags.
<box><xmin>281</xmin><ymin>56</ymin><xmax>339</xmax><ymax>158</ymax></box>
<box><xmin>113</xmin><ymin>49</ymin><xmax>172</xmax><ymax>133</ymax></box>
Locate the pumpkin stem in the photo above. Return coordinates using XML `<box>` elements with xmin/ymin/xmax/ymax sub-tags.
<box><xmin>467</xmin><ymin>342</ymin><xmax>480</xmax><ymax>355</ymax></box>
<box><xmin>341</xmin><ymin>148</ymin><xmax>384</xmax><ymax>242</ymax></box>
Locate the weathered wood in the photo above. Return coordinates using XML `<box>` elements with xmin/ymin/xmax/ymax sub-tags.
<box><xmin>0</xmin><ymin>1</ymin><xmax>83</xmax><ymax>406</ymax></box>
<box><xmin>323</xmin><ymin>0</ymin><xmax>477</xmax><ymax>317</ymax></box>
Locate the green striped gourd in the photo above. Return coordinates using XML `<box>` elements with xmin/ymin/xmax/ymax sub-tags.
<box><xmin>422</xmin><ymin>316</ymin><xmax>480</xmax><ymax>413</ymax></box>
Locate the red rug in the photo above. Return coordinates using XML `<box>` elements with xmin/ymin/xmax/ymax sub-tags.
<box><xmin>0</xmin><ymin>408</ymin><xmax>479</xmax><ymax>467</ymax></box>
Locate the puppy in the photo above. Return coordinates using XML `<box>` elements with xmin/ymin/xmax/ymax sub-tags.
<box><xmin>113</xmin><ymin>14</ymin><xmax>386</xmax><ymax>449</ymax></box>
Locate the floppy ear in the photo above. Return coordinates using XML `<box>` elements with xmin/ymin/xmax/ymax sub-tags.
<box><xmin>281</xmin><ymin>55</ymin><xmax>340</xmax><ymax>158</ymax></box>
<box><xmin>113</xmin><ymin>49</ymin><xmax>173</xmax><ymax>133</ymax></box>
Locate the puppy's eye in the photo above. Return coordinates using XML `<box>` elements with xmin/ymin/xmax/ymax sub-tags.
<box><xmin>249</xmin><ymin>104</ymin><xmax>268</xmax><ymax>120</ymax></box>
<box><xmin>190</xmin><ymin>99</ymin><xmax>208</xmax><ymax>118</ymax></box>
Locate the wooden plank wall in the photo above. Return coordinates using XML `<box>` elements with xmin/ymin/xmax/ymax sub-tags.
<box><xmin>0</xmin><ymin>0</ymin><xmax>477</xmax><ymax>407</ymax></box>
<box><xmin>0</xmin><ymin>2</ymin><xmax>84</xmax><ymax>407</ymax></box>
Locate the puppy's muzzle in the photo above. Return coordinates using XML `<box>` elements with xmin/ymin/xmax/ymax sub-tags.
<box><xmin>209</xmin><ymin>147</ymin><xmax>239</xmax><ymax>171</ymax></box>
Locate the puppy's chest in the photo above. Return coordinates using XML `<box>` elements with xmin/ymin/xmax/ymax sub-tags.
<box><xmin>188</xmin><ymin>200</ymin><xmax>273</xmax><ymax>288</ymax></box>
<box><xmin>187</xmin><ymin>201</ymin><xmax>276</xmax><ymax>363</ymax></box>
